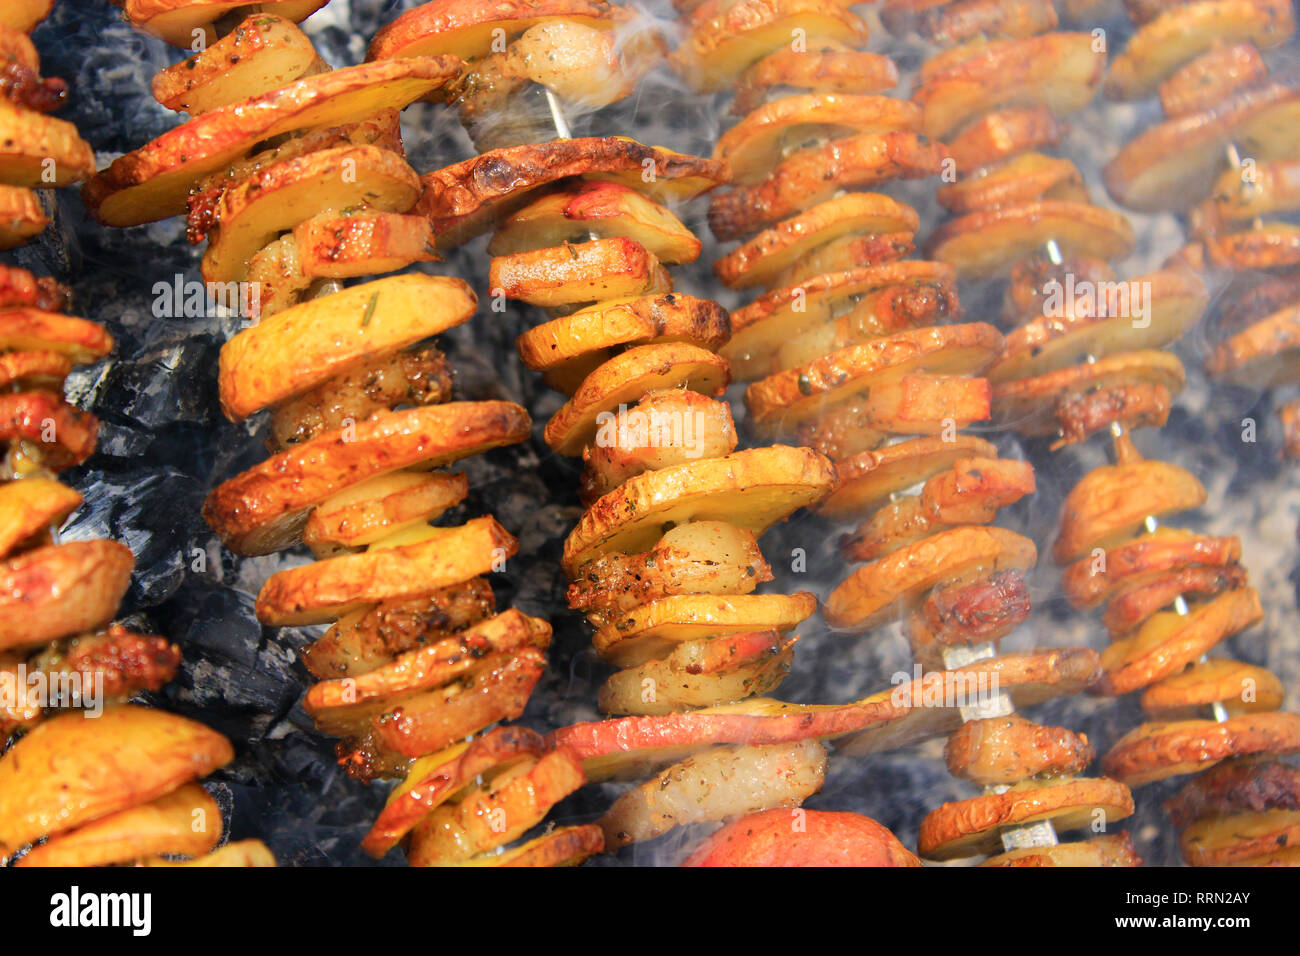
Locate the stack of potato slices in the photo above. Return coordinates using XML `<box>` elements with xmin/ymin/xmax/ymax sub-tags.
<box><xmin>0</xmin><ymin>257</ymin><xmax>272</xmax><ymax>867</ymax></box>
<box><xmin>1064</xmin><ymin>0</ymin><xmax>1300</xmax><ymax>867</ymax></box>
<box><xmin>92</xmin><ymin>1</ymin><xmax>602</xmax><ymax>867</ymax></box>
<box><xmin>0</xmin><ymin>1</ymin><xmax>94</xmax><ymax>248</ymax></box>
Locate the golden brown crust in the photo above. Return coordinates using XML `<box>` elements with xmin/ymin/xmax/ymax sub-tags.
<box><xmin>1165</xmin><ymin>757</ymin><xmax>1300</xmax><ymax>827</ymax></box>
<box><xmin>367</xmin><ymin>0</ymin><xmax>620</xmax><ymax>60</ymax></box>
<box><xmin>945</xmin><ymin>715</ymin><xmax>1095</xmax><ymax>786</ymax></box>
<box><xmin>731</xmin><ymin>48</ymin><xmax>898</xmax><ymax>115</ymax></box>
<box><xmin>1102</xmin><ymin>711</ymin><xmax>1300</xmax><ymax>786</ymax></box>
<box><xmin>1140</xmin><ymin>658</ymin><xmax>1283</xmax><ymax>717</ymax></box>
<box><xmin>0</xmin><ymin>540</ymin><xmax>134</xmax><ymax>652</ymax></box>
<box><xmin>918</xmin><ymin>776</ymin><xmax>1134</xmax><ymax>860</ymax></box>
<box><xmin>1062</xmin><ymin>530</ymin><xmax>1240</xmax><ymax>609</ymax></box>
<box><xmin>945</xmin><ymin>106</ymin><xmax>1064</xmax><ymax>172</ymax></box>
<box><xmin>1206</xmin><ymin>302</ymin><xmax>1300</xmax><ymax>387</ymax></box>
<box><xmin>979</xmin><ymin>832</ymin><xmax>1141</xmax><ymax>867</ymax></box>
<box><xmin>1105</xmin><ymin>563</ymin><xmax>1248</xmax><ymax>638</ymax></box>
<box><xmin>1159</xmin><ymin>41</ymin><xmax>1267</xmax><ymax>117</ymax></box>
<box><xmin>0</xmin><ymin>307</ymin><xmax>114</xmax><ymax>365</ymax></box>
<box><xmin>819</xmin><ymin>434</ymin><xmax>997</xmax><ymax>519</ymax></box>
<box><xmin>1180</xmin><ymin>809</ymin><xmax>1300</xmax><ymax>866</ymax></box>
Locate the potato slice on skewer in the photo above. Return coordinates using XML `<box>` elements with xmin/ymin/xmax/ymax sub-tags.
<box><xmin>1105</xmin><ymin>68</ymin><xmax>1300</xmax><ymax>211</ymax></box>
<box><xmin>293</xmin><ymin>212</ymin><xmax>440</xmax><ymax>279</ymax></box>
<box><xmin>302</xmin><ymin>471</ymin><xmax>469</xmax><ymax>557</ymax></box>
<box><xmin>593</xmin><ymin>593</ymin><xmax>816</xmax><ymax>667</ymax></box>
<box><xmin>1054</xmin><ymin>458</ymin><xmax>1205</xmax><ymax>564</ymax></box>
<box><xmin>987</xmin><ymin>269</ymin><xmax>1206</xmax><ymax>382</ymax></box>
<box><xmin>0</xmin><ymin>541</ymin><xmax>131</xmax><ymax>651</ymax></box>
<box><xmin>745</xmin><ymin>322</ymin><xmax>1002</xmax><ymax>432</ymax></box>
<box><xmin>715</xmin><ymin>94</ymin><xmax>921</xmax><ymax>186</ymax></box>
<box><xmin>928</xmin><ymin>200</ymin><xmax>1134</xmax><ymax>279</ymax></box>
<box><xmin>819</xmin><ymin>434</ymin><xmax>996</xmax><ymax>518</ymax></box>
<box><xmin>684</xmin><ymin>808</ymin><xmax>921</xmax><ymax>867</ymax></box>
<box><xmin>945</xmin><ymin>715</ymin><xmax>1094</xmax><ymax>786</ymax></box>
<box><xmin>731</xmin><ymin>48</ymin><xmax>899</xmax><ymax>116</ymax></box>
<box><xmin>543</xmin><ymin>342</ymin><xmax>730</xmax><ymax>456</ymax></box>
<box><xmin>1182</xmin><ymin>810</ymin><xmax>1300</xmax><ymax>866</ymax></box>
<box><xmin>367</xmin><ymin>0</ymin><xmax>620</xmax><ymax>61</ymax></box>
<box><xmin>1141</xmin><ymin>659</ymin><xmax>1284</xmax><ymax>718</ymax></box>
<box><xmin>204</xmin><ymin>401</ymin><xmax>530</xmax><ymax>555</ymax></box>
<box><xmin>936</xmin><ymin>152</ymin><xmax>1083</xmax><ymax>213</ymax></box>
<box><xmin>122</xmin><ymin>0</ymin><xmax>326</xmax><ymax>47</ymax></box>
<box><xmin>1097</xmin><ymin>588</ymin><xmax>1263</xmax><ymax>696</ymax></box>
<box><xmin>1105</xmin><ymin>0</ymin><xmax>1293</xmax><ymax>101</ymax></box>
<box><xmin>599</xmin><ymin>631</ymin><xmax>795</xmax><ymax>715</ymax></box>
<box><xmin>1203</xmin><ymin>158</ymin><xmax>1300</xmax><ymax>223</ymax></box>
<box><xmin>827</xmin><ymin>525</ymin><xmax>1037</xmax><ymax>632</ymax></box>
<box><xmin>517</xmin><ymin>293</ymin><xmax>729</xmax><ymax>396</ymax></box>
<box><xmin>255</xmin><ymin>517</ymin><xmax>517</xmax><ymax>626</ymax></box>
<box><xmin>946</xmin><ymin>105</ymin><xmax>1065</xmax><ymax>173</ymax></box>
<box><xmin>601</xmin><ymin>740</ymin><xmax>827</xmax><ymax>848</ymax></box>
<box><xmin>1204</xmin><ymin>222</ymin><xmax>1300</xmax><ymax>271</ymax></box>
<box><xmin>218</xmin><ymin>274</ymin><xmax>474</xmax><ymax>421</ymax></box>
<box><xmin>1062</xmin><ymin>529</ymin><xmax>1241</xmax><ymax>610</ymax></box>
<box><xmin>1164</xmin><ymin>757</ymin><xmax>1300</xmax><ymax>828</ymax></box>
<box><xmin>919</xmin><ymin>777</ymin><xmax>1134</xmax><ymax>860</ymax></box>
<box><xmin>913</xmin><ymin>32</ymin><xmax>1105</xmax><ymax>140</ymax></box>
<box><xmin>0</xmin><ymin>351</ymin><xmax>70</xmax><ymax>391</ymax></box>
<box><xmin>0</xmin><ymin>101</ymin><xmax>94</xmax><ymax>187</ymax></box>
<box><xmin>563</xmin><ymin>444</ymin><xmax>834</xmax><ymax>576</ymax></box>
<box><xmin>1104</xmin><ymin>563</ymin><xmax>1247</xmax><ymax>638</ymax></box>
<box><xmin>0</xmin><ymin>706</ymin><xmax>233</xmax><ymax>856</ymax></box>
<box><xmin>489</xmin><ymin>182</ymin><xmax>700</xmax><ymax>264</ymax></box>
<box><xmin>0</xmin><ymin>0</ymin><xmax>51</xmax><ymax>33</ymax></box>
<box><xmin>0</xmin><ymin>185</ymin><xmax>47</xmax><ymax>250</ymax></box>
<box><xmin>981</xmin><ymin>833</ymin><xmax>1141</xmax><ymax>867</ymax></box>
<box><xmin>15</xmin><ymin>783</ymin><xmax>219</xmax><ymax>868</ymax></box>
<box><xmin>150</xmin><ymin>14</ymin><xmax>322</xmax><ymax>114</ymax></box>
<box><xmin>200</xmin><ymin>145</ymin><xmax>420</xmax><ymax>285</ymax></box>
<box><xmin>675</xmin><ymin>0</ymin><xmax>869</xmax><ymax>93</ymax></box>
<box><xmin>0</xmin><ymin>308</ymin><xmax>112</xmax><ymax>365</ymax></box>
<box><xmin>708</xmin><ymin>131</ymin><xmax>945</xmax><ymax>241</ymax></box>
<box><xmin>84</xmin><ymin>58</ymin><xmax>461</xmax><ymax>227</ymax></box>
<box><xmin>722</xmin><ymin>259</ymin><xmax>957</xmax><ymax>382</ymax></box>
<box><xmin>1103</xmin><ymin>712</ymin><xmax>1300</xmax><ymax>787</ymax></box>
<box><xmin>903</xmin><ymin>0</ymin><xmax>1059</xmax><ymax>45</ymax></box>
<box><xmin>491</xmin><ymin>237</ymin><xmax>671</xmax><ymax>309</ymax></box>
<box><xmin>0</xmin><ymin>478</ymin><xmax>80</xmax><ymax>560</ymax></box>
<box><xmin>1206</xmin><ymin>302</ymin><xmax>1300</xmax><ymax>388</ymax></box>
<box><xmin>1159</xmin><ymin>41</ymin><xmax>1268</xmax><ymax>118</ymax></box>
<box><xmin>714</xmin><ymin>193</ymin><xmax>919</xmax><ymax>291</ymax></box>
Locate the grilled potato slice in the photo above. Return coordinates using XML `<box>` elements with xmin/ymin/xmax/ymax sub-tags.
<box><xmin>0</xmin><ymin>477</ymin><xmax>80</xmax><ymax>560</ymax></box>
<box><xmin>0</xmin><ymin>706</ymin><xmax>233</xmax><ymax>856</ymax></box>
<box><xmin>489</xmin><ymin>182</ymin><xmax>700</xmax><ymax>264</ymax></box>
<box><xmin>204</xmin><ymin>402</ymin><xmax>530</xmax><ymax>555</ymax></box>
<box><xmin>408</xmin><ymin>747</ymin><xmax>586</xmax><ymax>866</ymax></box>
<box><xmin>745</xmin><ymin>322</ymin><xmax>1002</xmax><ymax>431</ymax></box>
<box><xmin>292</xmin><ymin>211</ymin><xmax>439</xmax><ymax>278</ymax></box>
<box><xmin>1054</xmin><ymin>458</ymin><xmax>1205</xmax><ymax>564</ymax></box>
<box><xmin>0</xmin><ymin>100</ymin><xmax>94</xmax><ymax>187</ymax></box>
<box><xmin>902</xmin><ymin>0</ymin><xmax>1059</xmax><ymax>45</ymax></box>
<box><xmin>201</xmin><ymin>145</ymin><xmax>419</xmax><ymax>285</ymax></box>
<box><xmin>919</xmin><ymin>777</ymin><xmax>1134</xmax><ymax>860</ymax></box>
<box><xmin>928</xmin><ymin>200</ymin><xmax>1133</xmax><ymax>278</ymax></box>
<box><xmin>993</xmin><ymin>350</ymin><xmax>1186</xmax><ymax>436</ymax></box>
<box><xmin>675</xmin><ymin>0</ymin><xmax>869</xmax><ymax>93</ymax></box>
<box><xmin>490</xmin><ymin>237</ymin><xmax>670</xmax><ymax>308</ymax></box>
<box><xmin>218</xmin><ymin>274</ymin><xmax>474</xmax><ymax>421</ymax></box>
<box><xmin>1103</xmin><ymin>712</ymin><xmax>1300</xmax><ymax>786</ymax></box>
<box><xmin>0</xmin><ymin>0</ymin><xmax>51</xmax><ymax>32</ymax></box>
<box><xmin>946</xmin><ymin>715</ymin><xmax>1094</xmax><ymax>786</ymax></box>
<box><xmin>0</xmin><ymin>540</ymin><xmax>133</xmax><ymax>651</ymax></box>
<box><xmin>150</xmin><ymin>14</ymin><xmax>322</xmax><ymax>114</ymax></box>
<box><xmin>593</xmin><ymin>593</ymin><xmax>816</xmax><ymax>667</ymax></box>
<box><xmin>716</xmin><ymin>94</ymin><xmax>920</xmax><ymax>186</ymax></box>
<box><xmin>0</xmin><ymin>308</ymin><xmax>112</xmax><ymax>364</ymax></box>
<box><xmin>819</xmin><ymin>434</ymin><xmax>996</xmax><ymax>519</ymax></box>
<box><xmin>601</xmin><ymin>740</ymin><xmax>827</xmax><ymax>848</ymax></box>
<box><xmin>987</xmin><ymin>269</ymin><xmax>1205</xmax><ymax>382</ymax></box>
<box><xmin>417</xmin><ymin>137</ymin><xmax>727</xmax><ymax>247</ymax></box>
<box><xmin>302</xmin><ymin>470</ymin><xmax>468</xmax><ymax>556</ymax></box>
<box><xmin>981</xmin><ymin>833</ymin><xmax>1141</xmax><ymax>867</ymax></box>
<box><xmin>936</xmin><ymin>152</ymin><xmax>1083</xmax><ymax>213</ymax></box>
<box><xmin>708</xmin><ymin>131</ymin><xmax>946</xmax><ymax>240</ymax></box>
<box><xmin>599</xmin><ymin>631</ymin><xmax>795</xmax><ymax>715</ymax></box>
<box><xmin>142</xmin><ymin>839</ymin><xmax>276</xmax><ymax>867</ymax></box>
<box><xmin>543</xmin><ymin>342</ymin><xmax>729</xmax><ymax>456</ymax></box>
<box><xmin>1182</xmin><ymin>809</ymin><xmax>1300</xmax><ymax>866</ymax></box>
<box><xmin>0</xmin><ymin>185</ymin><xmax>46</xmax><ymax>249</ymax></box>
<box><xmin>714</xmin><ymin>193</ymin><xmax>918</xmax><ymax>290</ymax></box>
<box><xmin>16</xmin><ymin>782</ymin><xmax>219</xmax><ymax>867</ymax></box>
<box><xmin>1097</xmin><ymin>588</ymin><xmax>1264</xmax><ymax>696</ymax></box>
<box><xmin>721</xmin><ymin>259</ymin><xmax>957</xmax><ymax>381</ymax></box>
<box><xmin>256</xmin><ymin>517</ymin><xmax>517</xmax><ymax>626</ymax></box>
<box><xmin>84</xmin><ymin>58</ymin><xmax>459</xmax><ymax>227</ymax></box>
<box><xmin>1160</xmin><ymin>41</ymin><xmax>1268</xmax><ymax>117</ymax></box>
<box><xmin>731</xmin><ymin>48</ymin><xmax>898</xmax><ymax>115</ymax></box>
<box><xmin>914</xmin><ymin>32</ymin><xmax>1104</xmax><ymax>140</ymax></box>
<box><xmin>516</xmin><ymin>293</ymin><xmax>729</xmax><ymax>395</ymax></box>
<box><xmin>1141</xmin><ymin>659</ymin><xmax>1284</xmax><ymax>718</ymax></box>
<box><xmin>0</xmin><ymin>350</ymin><xmax>69</xmax><ymax>391</ymax></box>
<box><xmin>1103</xmin><ymin>563</ymin><xmax>1247</xmax><ymax>638</ymax></box>
<box><xmin>684</xmin><ymin>807</ymin><xmax>921</xmax><ymax>867</ymax></box>
<box><xmin>1206</xmin><ymin>302</ymin><xmax>1300</xmax><ymax>387</ymax></box>
<box><xmin>826</xmin><ymin>525</ymin><xmax>1036</xmax><ymax>632</ymax></box>
<box><xmin>1063</xmin><ymin>529</ymin><xmax>1241</xmax><ymax>610</ymax></box>
<box><xmin>367</xmin><ymin>0</ymin><xmax>620</xmax><ymax>61</ymax></box>
<box><xmin>1105</xmin><ymin>68</ymin><xmax>1300</xmax><ymax>211</ymax></box>
<box><xmin>1164</xmin><ymin>757</ymin><xmax>1300</xmax><ymax>827</ymax></box>
<box><xmin>122</xmin><ymin>0</ymin><xmax>326</xmax><ymax>46</ymax></box>
<box><xmin>944</xmin><ymin>107</ymin><xmax>1061</xmax><ymax>174</ymax></box>
<box><xmin>563</xmin><ymin>444</ymin><xmax>835</xmax><ymax>576</ymax></box>
<box><xmin>1203</xmin><ymin>159</ymin><xmax>1300</xmax><ymax>225</ymax></box>
<box><xmin>1106</xmin><ymin>0</ymin><xmax>1292</xmax><ymax>101</ymax></box>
